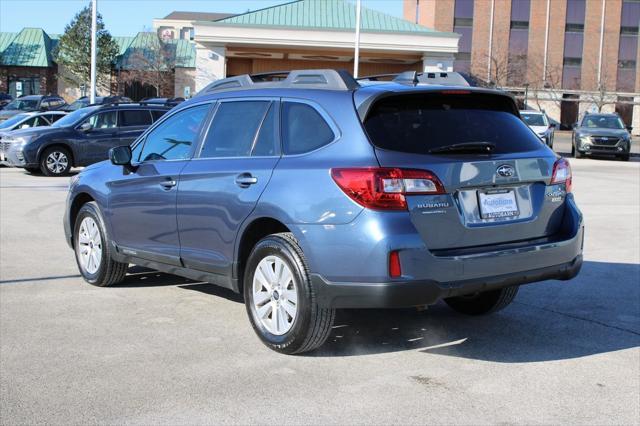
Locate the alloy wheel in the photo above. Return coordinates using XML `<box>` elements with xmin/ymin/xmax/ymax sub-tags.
<box><xmin>46</xmin><ymin>151</ymin><xmax>68</xmax><ymax>174</ymax></box>
<box><xmin>77</xmin><ymin>217</ymin><xmax>102</xmax><ymax>274</ymax></box>
<box><xmin>252</xmin><ymin>255</ymin><xmax>298</xmax><ymax>335</ymax></box>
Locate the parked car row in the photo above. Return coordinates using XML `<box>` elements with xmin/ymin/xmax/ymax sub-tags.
<box><xmin>1</xmin><ymin>103</ymin><xmax>171</xmax><ymax>175</ymax></box>
<box><xmin>520</xmin><ymin>108</ymin><xmax>633</xmax><ymax>161</ymax></box>
<box><xmin>0</xmin><ymin>92</ymin><xmax>185</xmax><ymax>173</ymax></box>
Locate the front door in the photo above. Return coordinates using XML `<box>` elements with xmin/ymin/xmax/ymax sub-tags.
<box><xmin>177</xmin><ymin>99</ymin><xmax>280</xmax><ymax>276</ymax></box>
<box><xmin>108</xmin><ymin>103</ymin><xmax>212</xmax><ymax>264</ymax></box>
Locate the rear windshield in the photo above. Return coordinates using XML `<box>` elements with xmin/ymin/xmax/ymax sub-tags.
<box><xmin>521</xmin><ymin>112</ymin><xmax>547</xmax><ymax>126</ymax></box>
<box><xmin>364</xmin><ymin>93</ymin><xmax>543</xmax><ymax>154</ymax></box>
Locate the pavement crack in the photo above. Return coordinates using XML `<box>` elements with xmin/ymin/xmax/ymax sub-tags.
<box><xmin>515</xmin><ymin>301</ymin><xmax>640</xmax><ymax>336</ymax></box>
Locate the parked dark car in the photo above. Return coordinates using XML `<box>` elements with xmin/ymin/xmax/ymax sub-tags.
<box><xmin>0</xmin><ymin>93</ymin><xmax>13</xmax><ymax>110</ymax></box>
<box><xmin>61</xmin><ymin>96</ymin><xmax>134</xmax><ymax>112</ymax></box>
<box><xmin>63</xmin><ymin>70</ymin><xmax>583</xmax><ymax>354</ymax></box>
<box><xmin>572</xmin><ymin>112</ymin><xmax>633</xmax><ymax>161</ymax></box>
<box><xmin>0</xmin><ymin>95</ymin><xmax>66</xmax><ymax>122</ymax></box>
<box><xmin>2</xmin><ymin>103</ymin><xmax>170</xmax><ymax>175</ymax></box>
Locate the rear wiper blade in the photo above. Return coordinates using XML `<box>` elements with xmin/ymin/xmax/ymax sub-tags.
<box><xmin>428</xmin><ymin>142</ymin><xmax>496</xmax><ymax>154</ymax></box>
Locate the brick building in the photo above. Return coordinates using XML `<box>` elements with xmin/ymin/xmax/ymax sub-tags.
<box><xmin>0</xmin><ymin>28</ymin><xmax>196</xmax><ymax>102</ymax></box>
<box><xmin>404</xmin><ymin>0</ymin><xmax>640</xmax><ymax>133</ymax></box>
<box><xmin>0</xmin><ymin>28</ymin><xmax>58</xmax><ymax>97</ymax></box>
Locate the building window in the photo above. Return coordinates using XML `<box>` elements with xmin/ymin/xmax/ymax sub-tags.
<box><xmin>453</xmin><ymin>0</ymin><xmax>474</xmax><ymax>74</ymax></box>
<box><xmin>617</xmin><ymin>1</ymin><xmax>639</xmax><ymax>92</ymax></box>
<box><xmin>507</xmin><ymin>0</ymin><xmax>530</xmax><ymax>85</ymax></box>
<box><xmin>562</xmin><ymin>0</ymin><xmax>586</xmax><ymax>90</ymax></box>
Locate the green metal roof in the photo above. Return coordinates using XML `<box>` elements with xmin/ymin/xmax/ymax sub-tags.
<box><xmin>0</xmin><ymin>28</ymin><xmax>56</xmax><ymax>67</ymax></box>
<box><xmin>0</xmin><ymin>29</ymin><xmax>195</xmax><ymax>69</ymax></box>
<box><xmin>215</xmin><ymin>0</ymin><xmax>439</xmax><ymax>34</ymax></box>
<box><xmin>115</xmin><ymin>32</ymin><xmax>195</xmax><ymax>69</ymax></box>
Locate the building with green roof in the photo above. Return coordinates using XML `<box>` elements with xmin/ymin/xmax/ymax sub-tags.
<box><xmin>153</xmin><ymin>0</ymin><xmax>459</xmax><ymax>93</ymax></box>
<box><xmin>0</xmin><ymin>28</ymin><xmax>196</xmax><ymax>100</ymax></box>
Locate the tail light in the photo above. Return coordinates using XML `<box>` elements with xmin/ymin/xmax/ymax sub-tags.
<box><xmin>331</xmin><ymin>167</ymin><xmax>445</xmax><ymax>211</ymax></box>
<box><xmin>551</xmin><ymin>158</ymin><xmax>572</xmax><ymax>193</ymax></box>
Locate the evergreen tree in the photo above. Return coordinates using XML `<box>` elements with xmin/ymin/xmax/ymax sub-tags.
<box><xmin>54</xmin><ymin>5</ymin><xmax>119</xmax><ymax>92</ymax></box>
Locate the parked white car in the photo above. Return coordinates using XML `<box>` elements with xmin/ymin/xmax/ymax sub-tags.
<box><xmin>0</xmin><ymin>111</ymin><xmax>67</xmax><ymax>165</ymax></box>
<box><xmin>521</xmin><ymin>110</ymin><xmax>555</xmax><ymax>148</ymax></box>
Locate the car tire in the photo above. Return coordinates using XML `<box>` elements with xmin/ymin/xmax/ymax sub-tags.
<box><xmin>572</xmin><ymin>145</ymin><xmax>583</xmax><ymax>159</ymax></box>
<box><xmin>24</xmin><ymin>167</ymin><xmax>40</xmax><ymax>174</ymax></box>
<box><xmin>244</xmin><ymin>232</ymin><xmax>335</xmax><ymax>354</ymax></box>
<box><xmin>73</xmin><ymin>202</ymin><xmax>128</xmax><ymax>287</ymax></box>
<box><xmin>444</xmin><ymin>286</ymin><xmax>519</xmax><ymax>316</ymax></box>
<box><xmin>619</xmin><ymin>153</ymin><xmax>630</xmax><ymax>161</ymax></box>
<box><xmin>40</xmin><ymin>146</ymin><xmax>72</xmax><ymax>176</ymax></box>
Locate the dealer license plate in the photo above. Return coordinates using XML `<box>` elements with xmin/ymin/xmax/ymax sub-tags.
<box><xmin>478</xmin><ymin>189</ymin><xmax>519</xmax><ymax>219</ymax></box>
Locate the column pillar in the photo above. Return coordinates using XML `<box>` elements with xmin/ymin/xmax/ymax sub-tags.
<box><xmin>195</xmin><ymin>44</ymin><xmax>226</xmax><ymax>93</ymax></box>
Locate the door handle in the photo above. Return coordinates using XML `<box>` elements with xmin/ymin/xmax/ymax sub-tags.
<box><xmin>235</xmin><ymin>173</ymin><xmax>258</xmax><ymax>187</ymax></box>
<box><xmin>160</xmin><ymin>179</ymin><xmax>177</xmax><ymax>189</ymax></box>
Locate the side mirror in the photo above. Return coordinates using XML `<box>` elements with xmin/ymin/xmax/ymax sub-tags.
<box><xmin>626</xmin><ymin>126</ymin><xmax>633</xmax><ymax>132</ymax></box>
<box><xmin>79</xmin><ymin>122</ymin><xmax>93</xmax><ymax>132</ymax></box>
<box><xmin>572</xmin><ymin>123</ymin><xmax>578</xmax><ymax>129</ymax></box>
<box><xmin>109</xmin><ymin>145</ymin><xmax>132</xmax><ymax>166</ymax></box>
<box><xmin>550</xmin><ymin>123</ymin><xmax>557</xmax><ymax>128</ymax></box>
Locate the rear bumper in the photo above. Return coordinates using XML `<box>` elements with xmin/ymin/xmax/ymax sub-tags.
<box><xmin>308</xmin><ymin>196</ymin><xmax>584</xmax><ymax>309</ymax></box>
<box><xmin>312</xmin><ymin>254</ymin><xmax>582</xmax><ymax>308</ymax></box>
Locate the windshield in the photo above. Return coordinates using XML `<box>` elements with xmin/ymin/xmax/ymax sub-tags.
<box><xmin>581</xmin><ymin>115</ymin><xmax>625</xmax><ymax>130</ymax></box>
<box><xmin>51</xmin><ymin>107</ymin><xmax>97</xmax><ymax>127</ymax></box>
<box><xmin>4</xmin><ymin>99</ymin><xmax>38</xmax><ymax>111</ymax></box>
<box><xmin>364</xmin><ymin>93</ymin><xmax>543</xmax><ymax>155</ymax></box>
<box><xmin>0</xmin><ymin>113</ymin><xmax>29</xmax><ymax>129</ymax></box>
<box><xmin>521</xmin><ymin>113</ymin><xmax>547</xmax><ymax>127</ymax></box>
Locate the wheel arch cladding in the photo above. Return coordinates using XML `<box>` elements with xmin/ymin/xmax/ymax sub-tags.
<box><xmin>235</xmin><ymin>217</ymin><xmax>290</xmax><ymax>292</ymax></box>
<box><xmin>69</xmin><ymin>192</ymin><xmax>96</xmax><ymax>245</ymax></box>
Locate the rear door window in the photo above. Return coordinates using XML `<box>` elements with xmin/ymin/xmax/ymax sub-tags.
<box><xmin>364</xmin><ymin>93</ymin><xmax>542</xmax><ymax>154</ymax></box>
<box><xmin>119</xmin><ymin>109</ymin><xmax>152</xmax><ymax>127</ymax></box>
<box><xmin>199</xmin><ymin>101</ymin><xmax>272</xmax><ymax>158</ymax></box>
<box><xmin>151</xmin><ymin>110</ymin><xmax>167</xmax><ymax>121</ymax></box>
<box><xmin>282</xmin><ymin>102</ymin><xmax>335</xmax><ymax>155</ymax></box>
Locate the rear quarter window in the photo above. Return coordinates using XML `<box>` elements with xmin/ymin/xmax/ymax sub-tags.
<box><xmin>119</xmin><ymin>110</ymin><xmax>152</xmax><ymax>127</ymax></box>
<box><xmin>282</xmin><ymin>102</ymin><xmax>335</xmax><ymax>155</ymax></box>
<box><xmin>364</xmin><ymin>93</ymin><xmax>543</xmax><ymax>155</ymax></box>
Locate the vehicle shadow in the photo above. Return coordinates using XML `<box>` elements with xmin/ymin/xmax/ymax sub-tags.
<box><xmin>310</xmin><ymin>260</ymin><xmax>640</xmax><ymax>361</ymax></box>
<box><xmin>114</xmin><ymin>266</ymin><xmax>244</xmax><ymax>303</ymax></box>
<box><xmin>112</xmin><ymin>261</ymin><xmax>639</xmax><ymax>362</ymax></box>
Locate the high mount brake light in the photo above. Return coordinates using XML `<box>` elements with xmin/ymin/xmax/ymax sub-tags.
<box><xmin>330</xmin><ymin>168</ymin><xmax>446</xmax><ymax>211</ymax></box>
<box><xmin>551</xmin><ymin>158</ymin><xmax>572</xmax><ymax>192</ymax></box>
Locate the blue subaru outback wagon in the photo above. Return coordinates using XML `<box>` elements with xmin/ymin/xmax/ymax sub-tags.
<box><xmin>64</xmin><ymin>70</ymin><xmax>583</xmax><ymax>354</ymax></box>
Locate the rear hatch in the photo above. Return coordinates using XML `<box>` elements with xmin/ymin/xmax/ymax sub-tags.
<box><xmin>362</xmin><ymin>90</ymin><xmax>567</xmax><ymax>252</ymax></box>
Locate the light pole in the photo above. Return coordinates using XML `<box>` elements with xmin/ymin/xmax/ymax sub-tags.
<box><xmin>353</xmin><ymin>0</ymin><xmax>361</xmax><ymax>78</ymax></box>
<box><xmin>523</xmin><ymin>83</ymin><xmax>529</xmax><ymax>109</ymax></box>
<box><xmin>90</xmin><ymin>0</ymin><xmax>97</xmax><ymax>104</ymax></box>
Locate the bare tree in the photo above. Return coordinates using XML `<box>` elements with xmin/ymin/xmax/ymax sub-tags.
<box><xmin>119</xmin><ymin>33</ymin><xmax>176</xmax><ymax>98</ymax></box>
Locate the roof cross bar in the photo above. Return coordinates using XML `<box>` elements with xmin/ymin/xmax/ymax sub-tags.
<box><xmin>196</xmin><ymin>69</ymin><xmax>359</xmax><ymax>96</ymax></box>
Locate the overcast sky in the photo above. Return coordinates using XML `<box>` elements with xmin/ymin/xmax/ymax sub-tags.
<box><xmin>0</xmin><ymin>0</ymin><xmax>404</xmax><ymax>36</ymax></box>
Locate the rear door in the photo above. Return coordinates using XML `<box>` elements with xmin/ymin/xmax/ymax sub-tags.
<box><xmin>177</xmin><ymin>98</ymin><xmax>280</xmax><ymax>276</ymax></box>
<box><xmin>118</xmin><ymin>109</ymin><xmax>153</xmax><ymax>147</ymax></box>
<box><xmin>363</xmin><ymin>91</ymin><xmax>564</xmax><ymax>251</ymax></box>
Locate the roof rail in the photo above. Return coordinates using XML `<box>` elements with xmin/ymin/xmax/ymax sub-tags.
<box><xmin>356</xmin><ymin>73</ymin><xmax>400</xmax><ymax>82</ymax></box>
<box><xmin>196</xmin><ymin>69</ymin><xmax>360</xmax><ymax>96</ymax></box>
<box><xmin>394</xmin><ymin>71</ymin><xmax>470</xmax><ymax>87</ymax></box>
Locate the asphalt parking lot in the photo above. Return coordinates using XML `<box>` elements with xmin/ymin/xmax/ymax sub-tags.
<box><xmin>1</xmin><ymin>134</ymin><xmax>639</xmax><ymax>425</ymax></box>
